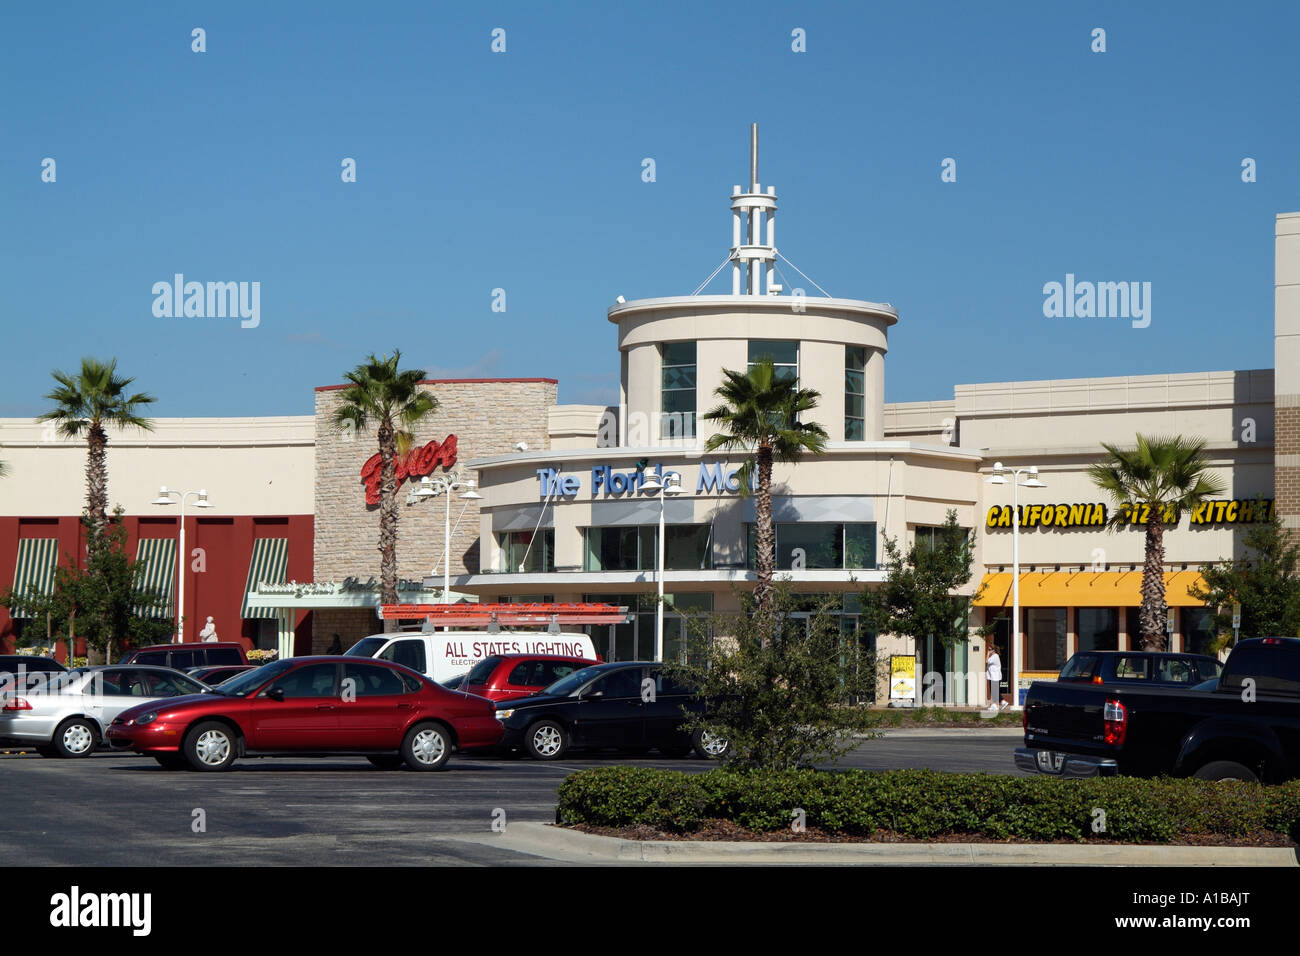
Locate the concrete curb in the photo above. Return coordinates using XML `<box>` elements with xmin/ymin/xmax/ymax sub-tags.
<box><xmin>869</xmin><ymin>727</ymin><xmax>1023</xmax><ymax>738</ymax></box>
<box><xmin>455</xmin><ymin>822</ymin><xmax>1300</xmax><ymax>866</ymax></box>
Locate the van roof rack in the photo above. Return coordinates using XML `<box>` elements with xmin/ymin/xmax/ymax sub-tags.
<box><xmin>378</xmin><ymin>602</ymin><xmax>631</xmax><ymax>629</ymax></box>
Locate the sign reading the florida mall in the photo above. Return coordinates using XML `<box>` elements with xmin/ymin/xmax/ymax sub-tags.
<box><xmin>535</xmin><ymin>461</ymin><xmax>748</xmax><ymax>499</ymax></box>
<box><xmin>984</xmin><ymin>498</ymin><xmax>1275</xmax><ymax>530</ymax></box>
<box><xmin>360</xmin><ymin>435</ymin><xmax>458</xmax><ymax>505</ymax></box>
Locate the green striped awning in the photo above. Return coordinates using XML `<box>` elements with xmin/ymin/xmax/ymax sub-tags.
<box><xmin>133</xmin><ymin>537</ymin><xmax>177</xmax><ymax>618</ymax></box>
<box><xmin>241</xmin><ymin>537</ymin><xmax>289</xmax><ymax>618</ymax></box>
<box><xmin>9</xmin><ymin>538</ymin><xmax>59</xmax><ymax>618</ymax></box>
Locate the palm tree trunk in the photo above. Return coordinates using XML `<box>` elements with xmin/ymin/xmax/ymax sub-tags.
<box><xmin>1139</xmin><ymin>511</ymin><xmax>1167</xmax><ymax>651</ymax></box>
<box><xmin>85</xmin><ymin>423</ymin><xmax>108</xmax><ymax>546</ymax></box>
<box><xmin>377</xmin><ymin>420</ymin><xmax>400</xmax><ymax>633</ymax></box>
<box><xmin>754</xmin><ymin>443</ymin><xmax>775</xmax><ymax>644</ymax></box>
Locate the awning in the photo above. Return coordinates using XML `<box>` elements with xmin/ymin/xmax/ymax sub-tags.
<box><xmin>241</xmin><ymin>538</ymin><xmax>289</xmax><ymax>618</ymax></box>
<box><xmin>133</xmin><ymin>537</ymin><xmax>177</xmax><ymax>617</ymax></box>
<box><xmin>973</xmin><ymin>570</ymin><xmax>1208</xmax><ymax>608</ymax></box>
<box><xmin>9</xmin><ymin>538</ymin><xmax>59</xmax><ymax>618</ymax></box>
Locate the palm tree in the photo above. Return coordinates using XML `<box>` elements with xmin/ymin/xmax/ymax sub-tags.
<box><xmin>333</xmin><ymin>350</ymin><xmax>438</xmax><ymax>631</ymax></box>
<box><xmin>1088</xmin><ymin>434</ymin><xmax>1226</xmax><ymax>650</ymax></box>
<box><xmin>702</xmin><ymin>358</ymin><xmax>828</xmax><ymax>621</ymax></box>
<box><xmin>37</xmin><ymin>358</ymin><xmax>156</xmax><ymax>544</ymax></box>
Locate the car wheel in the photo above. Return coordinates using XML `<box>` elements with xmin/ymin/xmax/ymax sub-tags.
<box><xmin>366</xmin><ymin>754</ymin><xmax>405</xmax><ymax>770</ymax></box>
<box><xmin>525</xmin><ymin>719</ymin><xmax>568</xmax><ymax>760</ymax></box>
<box><xmin>402</xmin><ymin>723</ymin><xmax>452</xmax><ymax>771</ymax></box>
<box><xmin>183</xmin><ymin>721</ymin><xmax>238</xmax><ymax>772</ymax></box>
<box><xmin>52</xmin><ymin>718</ymin><xmax>99</xmax><ymax>758</ymax></box>
<box><xmin>1193</xmin><ymin>760</ymin><xmax>1258</xmax><ymax>782</ymax></box>
<box><xmin>692</xmin><ymin>727</ymin><xmax>731</xmax><ymax>760</ymax></box>
<box><xmin>154</xmin><ymin>753</ymin><xmax>188</xmax><ymax>770</ymax></box>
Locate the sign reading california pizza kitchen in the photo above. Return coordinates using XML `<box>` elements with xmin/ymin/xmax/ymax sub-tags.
<box><xmin>985</xmin><ymin>498</ymin><xmax>1275</xmax><ymax>530</ymax></box>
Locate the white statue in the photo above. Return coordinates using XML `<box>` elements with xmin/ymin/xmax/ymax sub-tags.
<box><xmin>199</xmin><ymin>617</ymin><xmax>218</xmax><ymax>642</ymax></box>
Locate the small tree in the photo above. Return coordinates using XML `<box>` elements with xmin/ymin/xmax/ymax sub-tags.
<box><xmin>669</xmin><ymin>586</ymin><xmax>878</xmax><ymax>771</ymax></box>
<box><xmin>37</xmin><ymin>357</ymin><xmax>156</xmax><ymax>549</ymax></box>
<box><xmin>1189</xmin><ymin>506</ymin><xmax>1300</xmax><ymax>652</ymax></box>
<box><xmin>332</xmin><ymin>350</ymin><xmax>438</xmax><ymax>631</ymax></box>
<box><xmin>860</xmin><ymin>510</ymin><xmax>988</xmax><ymax>700</ymax></box>
<box><xmin>1088</xmin><ymin>434</ymin><xmax>1225</xmax><ymax>650</ymax></box>
<box><xmin>701</xmin><ymin>358</ymin><xmax>828</xmax><ymax>627</ymax></box>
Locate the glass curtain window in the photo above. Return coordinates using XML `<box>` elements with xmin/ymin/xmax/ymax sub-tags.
<box><xmin>1183</xmin><ymin>607</ymin><xmax>1217</xmax><ymax>656</ymax></box>
<box><xmin>661</xmin><ymin>342</ymin><xmax>697</xmax><ymax>440</ymax></box>
<box><xmin>502</xmin><ymin>530</ymin><xmax>554</xmax><ymax>573</ymax></box>
<box><xmin>1025</xmin><ymin>608</ymin><xmax>1068</xmax><ymax>671</ymax></box>
<box><xmin>1076</xmin><ymin>608</ymin><xmax>1119</xmax><ymax>652</ymax></box>
<box><xmin>746</xmin><ymin>523</ymin><xmax>877</xmax><ymax>570</ymax></box>
<box><xmin>845</xmin><ymin>346</ymin><xmax>866</xmax><ymax>440</ymax></box>
<box><xmin>748</xmin><ymin>340</ymin><xmax>799</xmax><ymax>384</ymax></box>
<box><xmin>585</xmin><ymin>526</ymin><xmax>711</xmax><ymax>571</ymax></box>
<box><xmin>914</xmin><ymin>524</ymin><xmax>971</xmax><ymax>553</ymax></box>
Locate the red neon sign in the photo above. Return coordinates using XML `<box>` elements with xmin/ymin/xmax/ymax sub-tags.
<box><xmin>360</xmin><ymin>434</ymin><xmax>458</xmax><ymax>505</ymax></box>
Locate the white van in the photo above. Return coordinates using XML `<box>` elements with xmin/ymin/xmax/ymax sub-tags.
<box><xmin>342</xmin><ymin>630</ymin><xmax>599</xmax><ymax>686</ymax></box>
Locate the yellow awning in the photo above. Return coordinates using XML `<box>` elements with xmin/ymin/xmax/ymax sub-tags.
<box><xmin>972</xmin><ymin>571</ymin><xmax>1207</xmax><ymax>608</ymax></box>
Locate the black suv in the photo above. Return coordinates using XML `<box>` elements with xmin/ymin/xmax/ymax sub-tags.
<box><xmin>1057</xmin><ymin>650</ymin><xmax>1222</xmax><ymax>687</ymax></box>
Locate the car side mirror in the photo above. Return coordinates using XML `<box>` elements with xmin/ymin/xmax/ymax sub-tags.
<box><xmin>264</xmin><ymin>687</ymin><xmax>285</xmax><ymax>702</ymax></box>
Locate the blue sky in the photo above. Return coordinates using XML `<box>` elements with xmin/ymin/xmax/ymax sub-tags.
<box><xmin>2</xmin><ymin>1</ymin><xmax>1297</xmax><ymax>417</ymax></box>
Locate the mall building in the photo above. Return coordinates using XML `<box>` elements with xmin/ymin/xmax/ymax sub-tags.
<box><xmin>1</xmin><ymin>135</ymin><xmax>1296</xmax><ymax>705</ymax></box>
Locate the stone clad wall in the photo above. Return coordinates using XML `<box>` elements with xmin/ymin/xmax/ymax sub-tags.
<box><xmin>313</xmin><ymin>379</ymin><xmax>556</xmax><ymax>587</ymax></box>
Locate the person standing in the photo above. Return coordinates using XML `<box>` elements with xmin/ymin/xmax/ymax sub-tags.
<box><xmin>198</xmin><ymin>616</ymin><xmax>218</xmax><ymax>642</ymax></box>
<box><xmin>986</xmin><ymin>643</ymin><xmax>1004</xmax><ymax>709</ymax></box>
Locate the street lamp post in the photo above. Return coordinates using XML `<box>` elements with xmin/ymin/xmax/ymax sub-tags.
<box><xmin>413</xmin><ymin>473</ymin><xmax>482</xmax><ymax>600</ymax></box>
<box><xmin>639</xmin><ymin>469</ymin><xmax>683</xmax><ymax>661</ymax></box>
<box><xmin>151</xmin><ymin>487</ymin><xmax>213</xmax><ymax>643</ymax></box>
<box><xmin>984</xmin><ymin>463</ymin><xmax>1045</xmax><ymax>708</ymax></box>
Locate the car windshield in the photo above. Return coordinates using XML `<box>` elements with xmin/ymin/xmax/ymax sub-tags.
<box><xmin>343</xmin><ymin>637</ymin><xmax>389</xmax><ymax>658</ymax></box>
<box><xmin>464</xmin><ymin>657</ymin><xmax>501</xmax><ymax>685</ymax></box>
<box><xmin>543</xmin><ymin>664</ymin><xmax>610</xmax><ymax>697</ymax></box>
<box><xmin>212</xmin><ymin>660</ymin><xmax>292</xmax><ymax>696</ymax></box>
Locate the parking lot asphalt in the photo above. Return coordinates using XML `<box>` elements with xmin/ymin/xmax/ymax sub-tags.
<box><xmin>0</xmin><ymin>732</ymin><xmax>1029</xmax><ymax>866</ymax></box>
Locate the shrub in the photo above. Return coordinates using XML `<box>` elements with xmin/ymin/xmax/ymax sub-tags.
<box><xmin>556</xmin><ymin>766</ymin><xmax>1300</xmax><ymax>843</ymax></box>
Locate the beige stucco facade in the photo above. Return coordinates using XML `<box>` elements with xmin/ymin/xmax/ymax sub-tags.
<box><xmin>0</xmin><ymin>416</ymin><xmax>314</xmax><ymax>516</ymax></box>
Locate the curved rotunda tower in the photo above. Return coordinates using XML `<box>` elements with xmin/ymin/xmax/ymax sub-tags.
<box><xmin>608</xmin><ymin>124</ymin><xmax>898</xmax><ymax>448</ymax></box>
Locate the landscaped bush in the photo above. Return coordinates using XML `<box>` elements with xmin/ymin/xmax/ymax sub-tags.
<box><xmin>555</xmin><ymin>767</ymin><xmax>1300</xmax><ymax>843</ymax></box>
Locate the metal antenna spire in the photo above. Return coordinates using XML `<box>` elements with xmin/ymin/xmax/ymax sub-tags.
<box><xmin>750</xmin><ymin>122</ymin><xmax>758</xmax><ymax>189</ymax></box>
<box><xmin>727</xmin><ymin>124</ymin><xmax>779</xmax><ymax>296</ymax></box>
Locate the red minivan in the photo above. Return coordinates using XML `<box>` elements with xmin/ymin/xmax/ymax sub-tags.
<box><xmin>460</xmin><ymin>655</ymin><xmax>597</xmax><ymax>702</ymax></box>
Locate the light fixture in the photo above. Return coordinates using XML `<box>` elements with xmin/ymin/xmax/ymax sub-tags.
<box><xmin>151</xmin><ymin>486</ymin><xmax>171</xmax><ymax>506</ymax></box>
<box><xmin>195</xmin><ymin>490</ymin><xmax>212</xmax><ymax>508</ymax></box>
<box><xmin>641</xmin><ymin>472</ymin><xmax>663</xmax><ymax>495</ymax></box>
<box><xmin>985</xmin><ymin>461</ymin><xmax>1007</xmax><ymax>486</ymax></box>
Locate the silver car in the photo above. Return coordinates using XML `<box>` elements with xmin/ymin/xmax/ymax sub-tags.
<box><xmin>0</xmin><ymin>665</ymin><xmax>210</xmax><ymax>757</ymax></box>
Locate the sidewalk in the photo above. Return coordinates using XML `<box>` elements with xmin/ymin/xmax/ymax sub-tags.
<box><xmin>453</xmin><ymin>822</ymin><xmax>1299</xmax><ymax>866</ymax></box>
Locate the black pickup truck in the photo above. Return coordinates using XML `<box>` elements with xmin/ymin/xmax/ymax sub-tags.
<box><xmin>1015</xmin><ymin>637</ymin><xmax>1300</xmax><ymax>783</ymax></box>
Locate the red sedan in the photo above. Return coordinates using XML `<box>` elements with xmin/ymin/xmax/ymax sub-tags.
<box><xmin>105</xmin><ymin>657</ymin><xmax>502</xmax><ymax>771</ymax></box>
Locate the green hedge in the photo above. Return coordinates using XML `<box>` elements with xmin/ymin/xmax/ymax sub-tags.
<box><xmin>556</xmin><ymin>767</ymin><xmax>1300</xmax><ymax>843</ymax></box>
